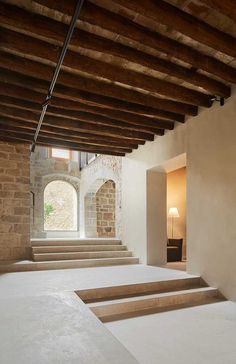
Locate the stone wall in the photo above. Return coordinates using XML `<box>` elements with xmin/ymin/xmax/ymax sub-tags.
<box><xmin>84</xmin><ymin>192</ymin><xmax>97</xmax><ymax>238</ymax></box>
<box><xmin>96</xmin><ymin>180</ymin><xmax>116</xmax><ymax>237</ymax></box>
<box><xmin>0</xmin><ymin>142</ymin><xmax>31</xmax><ymax>261</ymax></box>
<box><xmin>30</xmin><ymin>146</ymin><xmax>80</xmax><ymax>237</ymax></box>
<box><xmin>80</xmin><ymin>155</ymin><xmax>122</xmax><ymax>238</ymax></box>
<box><xmin>30</xmin><ymin>148</ymin><xmax>122</xmax><ymax>239</ymax></box>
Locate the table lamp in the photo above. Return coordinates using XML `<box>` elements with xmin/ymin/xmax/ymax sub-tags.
<box><xmin>168</xmin><ymin>207</ymin><xmax>179</xmax><ymax>238</ymax></box>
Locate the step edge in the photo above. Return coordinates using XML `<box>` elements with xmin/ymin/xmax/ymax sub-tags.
<box><xmin>88</xmin><ymin>287</ymin><xmax>220</xmax><ymax>308</ymax></box>
<box><xmin>76</xmin><ymin>277</ymin><xmax>202</xmax><ymax>301</ymax></box>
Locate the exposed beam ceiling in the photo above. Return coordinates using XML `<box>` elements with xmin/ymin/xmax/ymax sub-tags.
<box><xmin>0</xmin><ymin>0</ymin><xmax>235</xmax><ymax>155</ymax></box>
<box><xmin>198</xmin><ymin>0</ymin><xmax>236</xmax><ymax>23</ymax></box>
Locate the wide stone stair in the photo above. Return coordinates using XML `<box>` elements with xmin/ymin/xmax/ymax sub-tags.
<box><xmin>76</xmin><ymin>276</ymin><xmax>225</xmax><ymax>322</ymax></box>
<box><xmin>30</xmin><ymin>238</ymin><xmax>139</xmax><ymax>270</ymax></box>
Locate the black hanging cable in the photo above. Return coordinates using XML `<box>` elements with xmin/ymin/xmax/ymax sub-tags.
<box><xmin>31</xmin><ymin>0</ymin><xmax>85</xmax><ymax>153</ymax></box>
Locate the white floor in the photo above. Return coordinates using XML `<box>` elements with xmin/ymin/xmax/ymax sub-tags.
<box><xmin>0</xmin><ymin>264</ymin><xmax>235</xmax><ymax>363</ymax></box>
<box><xmin>106</xmin><ymin>301</ymin><xmax>236</xmax><ymax>364</ymax></box>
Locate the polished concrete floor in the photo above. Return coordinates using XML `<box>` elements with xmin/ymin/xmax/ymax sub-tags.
<box><xmin>0</xmin><ymin>264</ymin><xmax>235</xmax><ymax>363</ymax></box>
<box><xmin>0</xmin><ymin>264</ymin><xmax>193</xmax><ymax>364</ymax></box>
<box><xmin>107</xmin><ymin>301</ymin><xmax>236</xmax><ymax>364</ymax></box>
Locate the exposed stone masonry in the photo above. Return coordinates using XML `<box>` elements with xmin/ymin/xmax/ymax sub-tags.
<box><xmin>30</xmin><ymin>147</ymin><xmax>80</xmax><ymax>237</ymax></box>
<box><xmin>0</xmin><ymin>142</ymin><xmax>31</xmax><ymax>261</ymax></box>
<box><xmin>80</xmin><ymin>155</ymin><xmax>122</xmax><ymax>238</ymax></box>
<box><xmin>96</xmin><ymin>180</ymin><xmax>116</xmax><ymax>237</ymax></box>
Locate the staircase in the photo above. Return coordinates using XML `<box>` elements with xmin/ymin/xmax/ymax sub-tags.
<box><xmin>30</xmin><ymin>238</ymin><xmax>139</xmax><ymax>270</ymax></box>
<box><xmin>76</xmin><ymin>276</ymin><xmax>225</xmax><ymax>322</ymax></box>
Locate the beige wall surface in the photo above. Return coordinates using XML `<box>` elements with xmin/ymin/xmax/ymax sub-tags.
<box><xmin>122</xmin><ymin>123</ymin><xmax>186</xmax><ymax>264</ymax></box>
<box><xmin>147</xmin><ymin>170</ymin><xmax>167</xmax><ymax>265</ymax></box>
<box><xmin>167</xmin><ymin>167</ymin><xmax>186</xmax><ymax>258</ymax></box>
<box><xmin>122</xmin><ymin>88</ymin><xmax>236</xmax><ymax>300</ymax></box>
<box><xmin>187</xmin><ymin>90</ymin><xmax>236</xmax><ymax>300</ymax></box>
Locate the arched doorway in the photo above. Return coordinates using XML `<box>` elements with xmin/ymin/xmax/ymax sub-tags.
<box><xmin>84</xmin><ymin>179</ymin><xmax>116</xmax><ymax>237</ymax></box>
<box><xmin>44</xmin><ymin>180</ymin><xmax>77</xmax><ymax>231</ymax></box>
<box><xmin>96</xmin><ymin>180</ymin><xmax>116</xmax><ymax>237</ymax></box>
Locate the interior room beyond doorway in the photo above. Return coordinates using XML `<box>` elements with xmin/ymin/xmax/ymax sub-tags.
<box><xmin>167</xmin><ymin>167</ymin><xmax>186</xmax><ymax>268</ymax></box>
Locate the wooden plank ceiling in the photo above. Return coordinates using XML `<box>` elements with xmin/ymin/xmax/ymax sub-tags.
<box><xmin>0</xmin><ymin>0</ymin><xmax>235</xmax><ymax>156</ymax></box>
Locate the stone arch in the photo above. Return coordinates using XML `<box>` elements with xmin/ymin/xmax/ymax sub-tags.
<box><xmin>31</xmin><ymin>173</ymin><xmax>80</xmax><ymax>237</ymax></box>
<box><xmin>84</xmin><ymin>178</ymin><xmax>116</xmax><ymax>238</ymax></box>
<box><xmin>96</xmin><ymin>180</ymin><xmax>116</xmax><ymax>237</ymax></box>
<box><xmin>42</xmin><ymin>174</ymin><xmax>80</xmax><ymax>193</ymax></box>
<box><xmin>79</xmin><ymin>156</ymin><xmax>122</xmax><ymax>238</ymax></box>
<box><xmin>44</xmin><ymin>180</ymin><xmax>78</xmax><ymax>231</ymax></box>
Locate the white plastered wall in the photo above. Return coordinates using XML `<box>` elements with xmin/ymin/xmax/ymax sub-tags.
<box><xmin>122</xmin><ymin>121</ymin><xmax>186</xmax><ymax>264</ymax></box>
<box><xmin>122</xmin><ymin>87</ymin><xmax>236</xmax><ymax>300</ymax></box>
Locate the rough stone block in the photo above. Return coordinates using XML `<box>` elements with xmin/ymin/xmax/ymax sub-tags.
<box><xmin>103</xmin><ymin>213</ymin><xmax>113</xmax><ymax>220</ymax></box>
<box><xmin>13</xmin><ymin>224</ymin><xmax>29</xmax><ymax>234</ymax></box>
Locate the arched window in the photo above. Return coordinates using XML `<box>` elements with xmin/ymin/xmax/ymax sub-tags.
<box><xmin>44</xmin><ymin>180</ymin><xmax>77</xmax><ymax>231</ymax></box>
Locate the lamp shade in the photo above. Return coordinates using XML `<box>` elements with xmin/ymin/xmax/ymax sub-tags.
<box><xmin>168</xmin><ymin>207</ymin><xmax>180</xmax><ymax>218</ymax></box>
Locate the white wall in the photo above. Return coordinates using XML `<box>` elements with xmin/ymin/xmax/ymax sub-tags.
<box><xmin>122</xmin><ymin>88</ymin><xmax>236</xmax><ymax>300</ymax></box>
<box><xmin>187</xmin><ymin>90</ymin><xmax>236</xmax><ymax>300</ymax></box>
<box><xmin>122</xmin><ymin>122</ymin><xmax>186</xmax><ymax>263</ymax></box>
<box><xmin>147</xmin><ymin>170</ymin><xmax>167</xmax><ymax>265</ymax></box>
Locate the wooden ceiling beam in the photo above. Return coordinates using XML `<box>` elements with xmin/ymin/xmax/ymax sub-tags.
<box><xmin>0</xmin><ymin>131</ymin><xmax>126</xmax><ymax>156</ymax></box>
<box><xmin>0</xmin><ymin>115</ymin><xmax>140</xmax><ymax>149</ymax></box>
<box><xmin>0</xmin><ymin>78</ymin><xmax>184</xmax><ymax>123</ymax></box>
<box><xmin>0</xmin><ymin>124</ymin><xmax>132</xmax><ymax>154</ymax></box>
<box><xmin>0</xmin><ymin>53</ymin><xmax>197</xmax><ymax>116</ymax></box>
<box><xmin>194</xmin><ymin>0</ymin><xmax>236</xmax><ymax>25</ymax></box>
<box><xmin>0</xmin><ymin>96</ymin><xmax>165</xmax><ymax>136</ymax></box>
<box><xmin>111</xmin><ymin>0</ymin><xmax>236</xmax><ymax>58</ymax></box>
<box><xmin>0</xmin><ymin>3</ymin><xmax>230</xmax><ymax>97</ymax></box>
<box><xmin>0</xmin><ymin>29</ymin><xmax>212</xmax><ymax>107</ymax></box>
<box><xmin>34</xmin><ymin>0</ymin><xmax>236</xmax><ymax>83</ymax></box>
<box><xmin>0</xmin><ymin>107</ymin><xmax>157</xmax><ymax>142</ymax></box>
<box><xmin>0</xmin><ymin>95</ymin><xmax>174</xmax><ymax>130</ymax></box>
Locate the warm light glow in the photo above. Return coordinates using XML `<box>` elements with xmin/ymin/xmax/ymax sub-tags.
<box><xmin>168</xmin><ymin>207</ymin><xmax>180</xmax><ymax>218</ymax></box>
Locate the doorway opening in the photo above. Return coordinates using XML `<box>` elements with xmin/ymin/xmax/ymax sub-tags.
<box><xmin>146</xmin><ymin>153</ymin><xmax>187</xmax><ymax>271</ymax></box>
<box><xmin>44</xmin><ymin>180</ymin><xmax>78</xmax><ymax>231</ymax></box>
<box><xmin>166</xmin><ymin>167</ymin><xmax>186</xmax><ymax>270</ymax></box>
<box><xmin>84</xmin><ymin>179</ymin><xmax>116</xmax><ymax>238</ymax></box>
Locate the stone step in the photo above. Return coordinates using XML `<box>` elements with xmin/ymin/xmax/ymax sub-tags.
<box><xmin>31</xmin><ymin>238</ymin><xmax>122</xmax><ymax>247</ymax></box>
<box><xmin>0</xmin><ymin>257</ymin><xmax>139</xmax><ymax>272</ymax></box>
<box><xmin>32</xmin><ymin>245</ymin><xmax>127</xmax><ymax>254</ymax></box>
<box><xmin>87</xmin><ymin>287</ymin><xmax>224</xmax><ymax>322</ymax></box>
<box><xmin>76</xmin><ymin>277</ymin><xmax>205</xmax><ymax>303</ymax></box>
<box><xmin>33</xmin><ymin>250</ymin><xmax>133</xmax><ymax>262</ymax></box>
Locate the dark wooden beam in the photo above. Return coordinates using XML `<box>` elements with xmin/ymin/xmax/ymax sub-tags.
<box><xmin>0</xmin><ymin>95</ymin><xmax>174</xmax><ymax>130</ymax></box>
<box><xmin>48</xmin><ymin>106</ymin><xmax>174</xmax><ymax>130</ymax></box>
<box><xmin>0</xmin><ymin>53</ymin><xmax>198</xmax><ymax>115</ymax></box>
<box><xmin>0</xmin><ymin>3</ymin><xmax>231</xmax><ymax>97</ymax></box>
<box><xmin>0</xmin><ymin>131</ymin><xmax>127</xmax><ymax>156</ymax></box>
<box><xmin>111</xmin><ymin>0</ymin><xmax>236</xmax><ymax>58</ymax></box>
<box><xmin>0</xmin><ymin>97</ymin><xmax>164</xmax><ymax>136</ymax></box>
<box><xmin>0</xmin><ymin>115</ymin><xmax>139</xmax><ymax>149</ymax></box>
<box><xmin>34</xmin><ymin>0</ymin><xmax>236</xmax><ymax>83</ymax></box>
<box><xmin>0</xmin><ymin>105</ymin><xmax>157</xmax><ymax>142</ymax></box>
<box><xmin>196</xmin><ymin>0</ymin><xmax>236</xmax><ymax>24</ymax></box>
<box><xmin>0</xmin><ymin>28</ymin><xmax>212</xmax><ymax>106</ymax></box>
<box><xmin>0</xmin><ymin>120</ymin><xmax>132</xmax><ymax>153</ymax></box>
<box><xmin>51</xmin><ymin>94</ymin><xmax>184</xmax><ymax>122</ymax></box>
<box><xmin>0</xmin><ymin>79</ymin><xmax>185</xmax><ymax>122</ymax></box>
